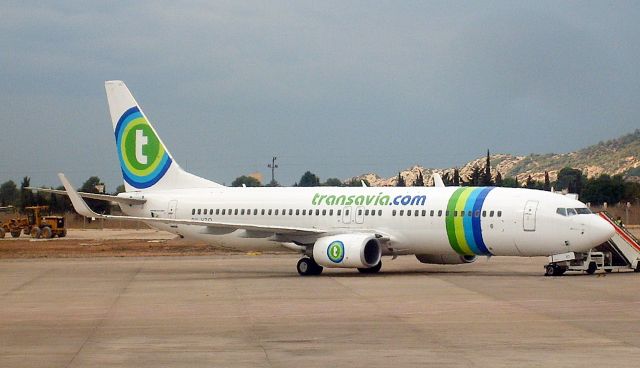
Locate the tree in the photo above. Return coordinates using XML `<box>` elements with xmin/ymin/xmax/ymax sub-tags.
<box><xmin>481</xmin><ymin>150</ymin><xmax>493</xmax><ymax>186</ymax></box>
<box><xmin>464</xmin><ymin>166</ymin><xmax>482</xmax><ymax>186</ymax></box>
<box><xmin>0</xmin><ymin>180</ymin><xmax>18</xmax><ymax>206</ymax></box>
<box><xmin>543</xmin><ymin>171</ymin><xmax>551</xmax><ymax>191</ymax></box>
<box><xmin>412</xmin><ymin>171</ymin><xmax>425</xmax><ymax>187</ymax></box>
<box><xmin>441</xmin><ymin>172</ymin><xmax>453</xmax><ymax>186</ymax></box>
<box><xmin>19</xmin><ymin>176</ymin><xmax>33</xmax><ymax>211</ymax></box>
<box><xmin>396</xmin><ymin>172</ymin><xmax>406</xmax><ymax>187</ymax></box>
<box><xmin>555</xmin><ymin>167</ymin><xmax>584</xmax><ymax>194</ymax></box>
<box><xmin>581</xmin><ymin>174</ymin><xmax>625</xmax><ymax>205</ymax></box>
<box><xmin>494</xmin><ymin>171</ymin><xmax>503</xmax><ymax>187</ymax></box>
<box><xmin>323</xmin><ymin>178</ymin><xmax>343</xmax><ymax>187</ymax></box>
<box><xmin>231</xmin><ymin>175</ymin><xmax>261</xmax><ymax>187</ymax></box>
<box><xmin>114</xmin><ymin>184</ymin><xmax>126</xmax><ymax>194</ymax></box>
<box><xmin>346</xmin><ymin>178</ymin><xmax>370</xmax><ymax>187</ymax></box>
<box><xmin>298</xmin><ymin>171</ymin><xmax>320</xmax><ymax>187</ymax></box>
<box><xmin>501</xmin><ymin>177</ymin><xmax>518</xmax><ymax>188</ymax></box>
<box><xmin>453</xmin><ymin>168</ymin><xmax>460</xmax><ymax>186</ymax></box>
<box><xmin>80</xmin><ymin>176</ymin><xmax>110</xmax><ymax>214</ymax></box>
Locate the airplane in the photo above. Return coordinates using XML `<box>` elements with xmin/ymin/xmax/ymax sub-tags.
<box><xmin>45</xmin><ymin>80</ymin><xmax>615</xmax><ymax>276</ymax></box>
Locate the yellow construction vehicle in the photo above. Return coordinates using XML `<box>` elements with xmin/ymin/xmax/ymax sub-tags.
<box><xmin>24</xmin><ymin>206</ymin><xmax>67</xmax><ymax>239</ymax></box>
<box><xmin>0</xmin><ymin>206</ymin><xmax>30</xmax><ymax>238</ymax></box>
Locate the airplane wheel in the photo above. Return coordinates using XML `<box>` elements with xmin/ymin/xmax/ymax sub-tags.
<box><xmin>586</xmin><ymin>262</ymin><xmax>597</xmax><ymax>275</ymax></box>
<box><xmin>297</xmin><ymin>258</ymin><xmax>323</xmax><ymax>276</ymax></box>
<box><xmin>358</xmin><ymin>260</ymin><xmax>382</xmax><ymax>274</ymax></box>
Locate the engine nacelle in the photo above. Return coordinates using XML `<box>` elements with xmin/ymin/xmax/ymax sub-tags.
<box><xmin>415</xmin><ymin>254</ymin><xmax>477</xmax><ymax>265</ymax></box>
<box><xmin>313</xmin><ymin>234</ymin><xmax>381</xmax><ymax>268</ymax></box>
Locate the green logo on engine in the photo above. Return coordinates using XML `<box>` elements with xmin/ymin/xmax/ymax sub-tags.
<box><xmin>327</xmin><ymin>241</ymin><xmax>345</xmax><ymax>263</ymax></box>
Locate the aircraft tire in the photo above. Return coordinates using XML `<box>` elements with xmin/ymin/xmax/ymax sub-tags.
<box><xmin>297</xmin><ymin>258</ymin><xmax>323</xmax><ymax>276</ymax></box>
<box><xmin>358</xmin><ymin>260</ymin><xmax>382</xmax><ymax>274</ymax></box>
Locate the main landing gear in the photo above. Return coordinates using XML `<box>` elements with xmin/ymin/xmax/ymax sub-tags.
<box><xmin>297</xmin><ymin>257</ymin><xmax>323</xmax><ymax>276</ymax></box>
<box><xmin>296</xmin><ymin>258</ymin><xmax>383</xmax><ymax>276</ymax></box>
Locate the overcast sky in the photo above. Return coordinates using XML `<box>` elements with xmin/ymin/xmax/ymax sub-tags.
<box><xmin>1</xmin><ymin>1</ymin><xmax>638</xmax><ymax>189</ymax></box>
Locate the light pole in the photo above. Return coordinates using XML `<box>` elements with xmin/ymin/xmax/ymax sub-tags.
<box><xmin>267</xmin><ymin>156</ymin><xmax>278</xmax><ymax>186</ymax></box>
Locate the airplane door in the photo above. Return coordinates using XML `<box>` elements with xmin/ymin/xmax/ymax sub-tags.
<box><xmin>168</xmin><ymin>200</ymin><xmax>178</xmax><ymax>219</ymax></box>
<box><xmin>523</xmin><ymin>200</ymin><xmax>538</xmax><ymax>231</ymax></box>
<box><xmin>342</xmin><ymin>206</ymin><xmax>352</xmax><ymax>224</ymax></box>
<box><xmin>355</xmin><ymin>206</ymin><xmax>365</xmax><ymax>224</ymax></box>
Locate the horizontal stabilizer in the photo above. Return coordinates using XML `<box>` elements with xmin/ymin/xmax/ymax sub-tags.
<box><xmin>25</xmin><ymin>187</ymin><xmax>146</xmax><ymax>205</ymax></box>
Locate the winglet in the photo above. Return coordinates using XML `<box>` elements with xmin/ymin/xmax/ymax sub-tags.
<box><xmin>58</xmin><ymin>173</ymin><xmax>102</xmax><ymax>218</ymax></box>
<box><xmin>432</xmin><ymin>172</ymin><xmax>445</xmax><ymax>187</ymax></box>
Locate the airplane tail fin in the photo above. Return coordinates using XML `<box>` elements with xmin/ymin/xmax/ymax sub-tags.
<box><xmin>105</xmin><ymin>81</ymin><xmax>222</xmax><ymax>191</ymax></box>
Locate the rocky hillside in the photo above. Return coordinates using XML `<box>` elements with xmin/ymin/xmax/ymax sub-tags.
<box><xmin>349</xmin><ymin>130</ymin><xmax>640</xmax><ymax>186</ymax></box>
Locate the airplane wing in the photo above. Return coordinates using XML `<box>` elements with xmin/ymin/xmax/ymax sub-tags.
<box><xmin>25</xmin><ymin>187</ymin><xmax>146</xmax><ymax>206</ymax></box>
<box><xmin>58</xmin><ymin>173</ymin><xmax>325</xmax><ymax>236</ymax></box>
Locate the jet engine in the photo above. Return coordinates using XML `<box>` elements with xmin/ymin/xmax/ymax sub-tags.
<box><xmin>415</xmin><ymin>254</ymin><xmax>477</xmax><ymax>265</ymax></box>
<box><xmin>313</xmin><ymin>234</ymin><xmax>381</xmax><ymax>268</ymax></box>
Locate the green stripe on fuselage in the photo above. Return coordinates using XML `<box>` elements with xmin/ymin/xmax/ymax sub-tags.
<box><xmin>445</xmin><ymin>188</ymin><xmax>465</xmax><ymax>254</ymax></box>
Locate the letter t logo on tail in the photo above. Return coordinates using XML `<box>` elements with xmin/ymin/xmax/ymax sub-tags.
<box><xmin>135</xmin><ymin>129</ymin><xmax>148</xmax><ymax>165</ymax></box>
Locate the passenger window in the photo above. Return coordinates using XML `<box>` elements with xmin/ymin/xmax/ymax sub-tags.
<box><xmin>261</xmin><ymin>209</ymin><xmax>265</xmax><ymax>215</ymax></box>
<box><xmin>365</xmin><ymin>209</ymin><xmax>369</xmax><ymax>216</ymax></box>
<box><xmin>216</xmin><ymin>209</ymin><xmax>220</xmax><ymax>215</ymax></box>
<box><xmin>474</xmin><ymin>210</ymin><xmax>480</xmax><ymax>217</ymax></box>
<box><xmin>197</xmin><ymin>209</ymin><xmax>201</xmax><ymax>215</ymax></box>
<box><xmin>497</xmin><ymin>211</ymin><xmax>502</xmax><ymax>217</ymax></box>
<box><xmin>556</xmin><ymin>208</ymin><xmax>567</xmax><ymax>216</ymax></box>
<box><xmin>322</xmin><ymin>209</ymin><xmax>327</xmax><ymax>216</ymax></box>
<box><xmin>241</xmin><ymin>209</ymin><xmax>245</xmax><ymax>215</ymax></box>
<box><xmin>282</xmin><ymin>209</ymin><xmax>286</xmax><ymax>216</ymax></box>
<box><xmin>430</xmin><ymin>210</ymin><xmax>434</xmax><ymax>217</ymax></box>
<box><xmin>468</xmin><ymin>211</ymin><xmax>472</xmax><ymax>217</ymax></box>
<box><xmin>192</xmin><ymin>209</ymin><xmax>195</xmax><ymax>215</ymax></box>
<box><xmin>378</xmin><ymin>210</ymin><xmax>382</xmax><ymax>216</ymax></box>
<box><xmin>446</xmin><ymin>210</ymin><xmax>450</xmax><ymax>216</ymax></box>
<box><xmin>489</xmin><ymin>211</ymin><xmax>494</xmax><ymax>217</ymax></box>
<box><xmin>357</xmin><ymin>209</ymin><xmax>362</xmax><ymax>216</ymax></box>
<box><xmin>438</xmin><ymin>210</ymin><xmax>443</xmax><ymax>217</ymax></box>
<box><xmin>407</xmin><ymin>210</ymin><xmax>411</xmax><ymax>217</ymax></box>
<box><xmin>309</xmin><ymin>210</ymin><xmax>313</xmax><ymax>216</ymax></box>
<box><xmin>253</xmin><ymin>209</ymin><xmax>257</xmax><ymax>215</ymax></box>
<box><xmin>296</xmin><ymin>209</ymin><xmax>300</xmax><ymax>216</ymax></box>
<box><xmin>482</xmin><ymin>211</ymin><xmax>486</xmax><ymax>217</ymax></box>
<box><xmin>422</xmin><ymin>210</ymin><xmax>426</xmax><ymax>217</ymax></box>
<box><xmin>222</xmin><ymin>209</ymin><xmax>226</xmax><ymax>215</ymax></box>
<box><xmin>330</xmin><ymin>209</ymin><xmax>334</xmax><ymax>216</ymax></box>
<box><xmin>316</xmin><ymin>209</ymin><xmax>320</xmax><ymax>216</ymax></box>
<box><xmin>234</xmin><ymin>209</ymin><xmax>238</xmax><ymax>215</ymax></box>
<box><xmin>400</xmin><ymin>210</ymin><xmax>404</xmax><ymax>216</ymax></box>
<box><xmin>371</xmin><ymin>210</ymin><xmax>375</xmax><ymax>217</ymax></box>
<box><xmin>567</xmin><ymin>208</ymin><xmax>577</xmax><ymax>216</ymax></box>
<box><xmin>338</xmin><ymin>210</ymin><xmax>342</xmax><ymax>216</ymax></box>
<box><xmin>392</xmin><ymin>210</ymin><xmax>397</xmax><ymax>216</ymax></box>
<box><xmin>345</xmin><ymin>210</ymin><xmax>350</xmax><ymax>216</ymax></box>
<box><xmin>302</xmin><ymin>209</ymin><xmax>306</xmax><ymax>215</ymax></box>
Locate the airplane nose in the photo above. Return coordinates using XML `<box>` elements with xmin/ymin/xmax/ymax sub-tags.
<box><xmin>590</xmin><ymin>215</ymin><xmax>615</xmax><ymax>245</ymax></box>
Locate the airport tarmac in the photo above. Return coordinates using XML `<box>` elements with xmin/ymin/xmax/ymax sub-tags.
<box><xmin>1</xmin><ymin>254</ymin><xmax>639</xmax><ymax>368</ymax></box>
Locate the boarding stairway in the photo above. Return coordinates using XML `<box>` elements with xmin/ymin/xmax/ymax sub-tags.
<box><xmin>545</xmin><ymin>211</ymin><xmax>640</xmax><ymax>275</ymax></box>
<box><xmin>595</xmin><ymin>212</ymin><xmax>640</xmax><ymax>271</ymax></box>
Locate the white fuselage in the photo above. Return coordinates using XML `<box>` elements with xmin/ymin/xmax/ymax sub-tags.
<box><xmin>118</xmin><ymin>186</ymin><xmax>613</xmax><ymax>258</ymax></box>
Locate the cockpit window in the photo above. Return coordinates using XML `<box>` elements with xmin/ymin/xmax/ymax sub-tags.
<box><xmin>557</xmin><ymin>207</ymin><xmax>592</xmax><ymax>216</ymax></box>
